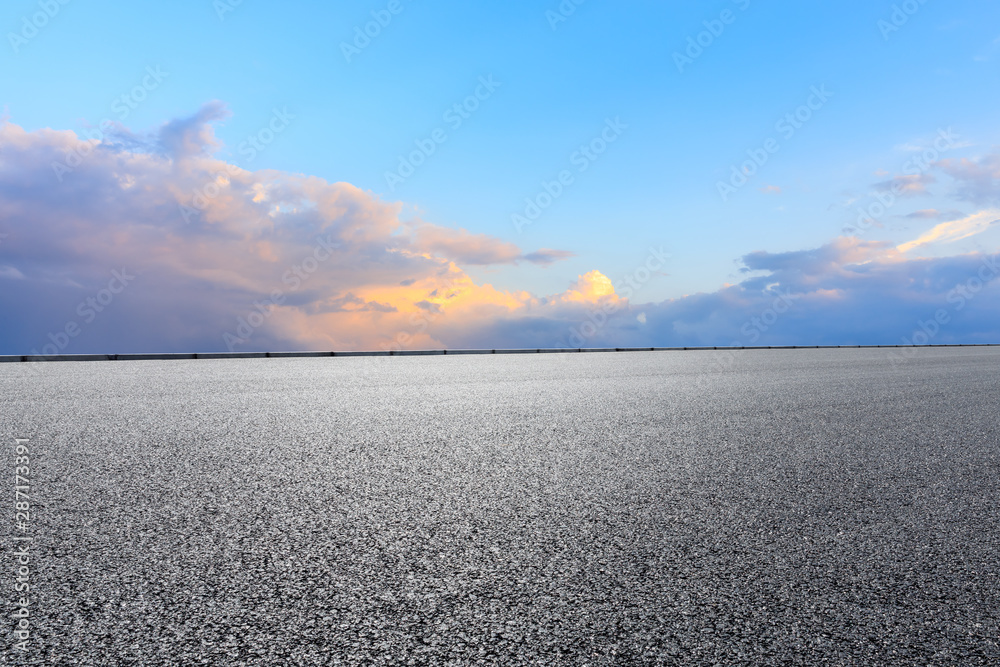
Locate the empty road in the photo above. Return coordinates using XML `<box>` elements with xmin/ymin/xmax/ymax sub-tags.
<box><xmin>2</xmin><ymin>348</ymin><xmax>999</xmax><ymax>665</ymax></box>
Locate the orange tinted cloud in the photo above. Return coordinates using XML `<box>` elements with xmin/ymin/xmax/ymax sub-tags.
<box><xmin>0</xmin><ymin>108</ymin><xmax>590</xmax><ymax>352</ymax></box>
<box><xmin>558</xmin><ymin>270</ymin><xmax>619</xmax><ymax>303</ymax></box>
<box><xmin>897</xmin><ymin>209</ymin><xmax>1000</xmax><ymax>253</ymax></box>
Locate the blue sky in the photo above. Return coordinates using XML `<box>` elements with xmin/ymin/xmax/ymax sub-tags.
<box><xmin>2</xmin><ymin>0</ymin><xmax>1000</xmax><ymax>353</ymax></box>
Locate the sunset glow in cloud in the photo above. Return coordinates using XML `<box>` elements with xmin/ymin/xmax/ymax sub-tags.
<box><xmin>0</xmin><ymin>108</ymin><xmax>615</xmax><ymax>353</ymax></box>
<box><xmin>897</xmin><ymin>210</ymin><xmax>1000</xmax><ymax>254</ymax></box>
<box><xmin>1</xmin><ymin>104</ymin><xmax>1000</xmax><ymax>355</ymax></box>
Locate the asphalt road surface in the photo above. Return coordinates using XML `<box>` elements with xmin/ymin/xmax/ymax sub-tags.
<box><xmin>2</xmin><ymin>348</ymin><xmax>999</xmax><ymax>665</ymax></box>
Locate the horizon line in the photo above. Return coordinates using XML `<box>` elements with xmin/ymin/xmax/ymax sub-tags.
<box><xmin>2</xmin><ymin>343</ymin><xmax>999</xmax><ymax>363</ymax></box>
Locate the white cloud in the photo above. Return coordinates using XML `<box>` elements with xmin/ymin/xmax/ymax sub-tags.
<box><xmin>897</xmin><ymin>209</ymin><xmax>1000</xmax><ymax>253</ymax></box>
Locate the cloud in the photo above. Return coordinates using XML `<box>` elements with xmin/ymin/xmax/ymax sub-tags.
<box><xmin>621</xmin><ymin>239</ymin><xmax>1000</xmax><ymax>348</ymax></box>
<box><xmin>521</xmin><ymin>248</ymin><xmax>576</xmax><ymax>265</ymax></box>
<box><xmin>308</xmin><ymin>293</ymin><xmax>397</xmax><ymax>315</ymax></box>
<box><xmin>759</xmin><ymin>185</ymin><xmax>782</xmax><ymax>195</ymax></box>
<box><xmin>874</xmin><ymin>173</ymin><xmax>935</xmax><ymax>197</ymax></box>
<box><xmin>896</xmin><ymin>209</ymin><xmax>1000</xmax><ymax>253</ymax></box>
<box><xmin>404</xmin><ymin>225</ymin><xmax>574</xmax><ymax>267</ymax></box>
<box><xmin>158</xmin><ymin>100</ymin><xmax>231</xmax><ymax>160</ymax></box>
<box><xmin>557</xmin><ymin>270</ymin><xmax>619</xmax><ymax>304</ymax></box>
<box><xmin>0</xmin><ymin>111</ymin><xmax>587</xmax><ymax>353</ymax></box>
<box><xmin>936</xmin><ymin>151</ymin><xmax>1000</xmax><ymax>204</ymax></box>
<box><xmin>409</xmin><ymin>223</ymin><xmax>523</xmax><ymax>265</ymax></box>
<box><xmin>741</xmin><ymin>237</ymin><xmax>894</xmax><ymax>275</ymax></box>
<box><xmin>904</xmin><ymin>208</ymin><xmax>965</xmax><ymax>220</ymax></box>
<box><xmin>434</xmin><ymin>236</ymin><xmax>1000</xmax><ymax>349</ymax></box>
<box><xmin>2</xmin><ymin>107</ymin><xmax>1000</xmax><ymax>354</ymax></box>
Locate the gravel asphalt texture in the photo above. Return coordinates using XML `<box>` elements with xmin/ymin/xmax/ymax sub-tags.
<box><xmin>2</xmin><ymin>347</ymin><xmax>999</xmax><ymax>665</ymax></box>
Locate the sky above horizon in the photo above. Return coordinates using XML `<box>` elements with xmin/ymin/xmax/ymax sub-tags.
<box><xmin>2</xmin><ymin>0</ymin><xmax>1000</xmax><ymax>354</ymax></box>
